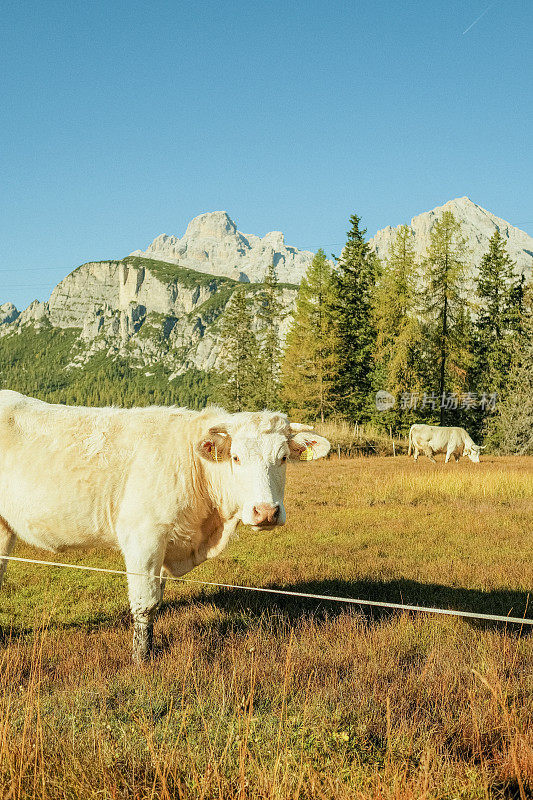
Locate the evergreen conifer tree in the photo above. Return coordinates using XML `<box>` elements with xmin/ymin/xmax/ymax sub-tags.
<box><xmin>419</xmin><ymin>211</ymin><xmax>470</xmax><ymax>424</ymax></box>
<box><xmin>473</xmin><ymin>230</ymin><xmax>518</xmax><ymax>396</ymax></box>
<box><xmin>217</xmin><ymin>287</ymin><xmax>259</xmax><ymax>412</ymax></box>
<box><xmin>331</xmin><ymin>214</ymin><xmax>379</xmax><ymax>421</ymax></box>
<box><xmin>256</xmin><ymin>263</ymin><xmax>284</xmax><ymax>408</ymax></box>
<box><xmin>281</xmin><ymin>249</ymin><xmax>338</xmax><ymax>421</ymax></box>
<box><xmin>374</xmin><ymin>225</ymin><xmax>422</xmax><ymax>427</ymax></box>
<box><xmin>486</xmin><ymin>286</ymin><xmax>533</xmax><ymax>453</ymax></box>
<box><xmin>509</xmin><ymin>272</ymin><xmax>527</xmax><ymax>337</ymax></box>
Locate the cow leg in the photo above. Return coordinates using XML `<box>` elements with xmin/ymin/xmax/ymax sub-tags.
<box><xmin>159</xmin><ymin>568</ymin><xmax>167</xmax><ymax>605</ymax></box>
<box><xmin>445</xmin><ymin>448</ymin><xmax>453</xmax><ymax>464</ymax></box>
<box><xmin>413</xmin><ymin>447</ymin><xmax>419</xmax><ymax>461</ymax></box>
<box><xmin>119</xmin><ymin>534</ymin><xmax>166</xmax><ymax>664</ymax></box>
<box><xmin>0</xmin><ymin>517</ymin><xmax>16</xmax><ymax>589</ymax></box>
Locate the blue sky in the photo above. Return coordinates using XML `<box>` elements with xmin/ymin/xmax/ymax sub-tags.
<box><xmin>2</xmin><ymin>0</ymin><xmax>532</xmax><ymax>310</ymax></box>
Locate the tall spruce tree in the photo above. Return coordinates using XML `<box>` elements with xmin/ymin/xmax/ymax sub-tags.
<box><xmin>374</xmin><ymin>225</ymin><xmax>422</xmax><ymax>427</ymax></box>
<box><xmin>473</xmin><ymin>230</ymin><xmax>518</xmax><ymax>397</ymax></box>
<box><xmin>420</xmin><ymin>211</ymin><xmax>470</xmax><ymax>424</ymax></box>
<box><xmin>331</xmin><ymin>214</ymin><xmax>379</xmax><ymax>421</ymax></box>
<box><xmin>281</xmin><ymin>249</ymin><xmax>338</xmax><ymax>421</ymax></box>
<box><xmin>256</xmin><ymin>263</ymin><xmax>283</xmax><ymax>408</ymax></box>
<box><xmin>217</xmin><ymin>287</ymin><xmax>259</xmax><ymax>412</ymax></box>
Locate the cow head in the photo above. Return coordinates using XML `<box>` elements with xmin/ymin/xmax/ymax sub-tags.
<box><xmin>197</xmin><ymin>411</ymin><xmax>330</xmax><ymax>529</ymax></box>
<box><xmin>465</xmin><ymin>443</ymin><xmax>483</xmax><ymax>463</ymax></box>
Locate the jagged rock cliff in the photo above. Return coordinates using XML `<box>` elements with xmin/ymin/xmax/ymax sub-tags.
<box><xmin>130</xmin><ymin>211</ymin><xmax>315</xmax><ymax>284</ymax></box>
<box><xmin>370</xmin><ymin>197</ymin><xmax>533</xmax><ymax>280</ymax></box>
<box><xmin>0</xmin><ymin>256</ymin><xmax>297</xmax><ymax>378</ymax></box>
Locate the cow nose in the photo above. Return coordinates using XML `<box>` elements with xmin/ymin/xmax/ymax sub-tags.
<box><xmin>252</xmin><ymin>503</ymin><xmax>280</xmax><ymax>526</ymax></box>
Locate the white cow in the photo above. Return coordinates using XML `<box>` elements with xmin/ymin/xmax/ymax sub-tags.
<box><xmin>0</xmin><ymin>391</ymin><xmax>330</xmax><ymax>661</ymax></box>
<box><xmin>408</xmin><ymin>424</ymin><xmax>483</xmax><ymax>464</ymax></box>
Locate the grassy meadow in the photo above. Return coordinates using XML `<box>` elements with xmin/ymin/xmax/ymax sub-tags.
<box><xmin>0</xmin><ymin>455</ymin><xmax>532</xmax><ymax>799</ymax></box>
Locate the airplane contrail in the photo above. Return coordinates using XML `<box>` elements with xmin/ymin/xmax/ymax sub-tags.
<box><xmin>462</xmin><ymin>1</ymin><xmax>498</xmax><ymax>34</ymax></box>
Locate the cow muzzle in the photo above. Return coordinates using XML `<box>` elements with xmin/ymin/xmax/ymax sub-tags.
<box><xmin>250</xmin><ymin>503</ymin><xmax>281</xmax><ymax>529</ymax></box>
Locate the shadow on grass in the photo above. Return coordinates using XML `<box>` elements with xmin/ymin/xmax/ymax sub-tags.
<box><xmin>0</xmin><ymin>606</ymin><xmax>132</xmax><ymax>643</ymax></box>
<box><xmin>1</xmin><ymin>577</ymin><xmax>530</xmax><ymax>644</ymax></box>
<box><xmin>159</xmin><ymin>576</ymin><xmax>533</xmax><ymax>639</ymax></box>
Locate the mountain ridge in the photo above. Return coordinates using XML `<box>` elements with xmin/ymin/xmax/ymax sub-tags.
<box><xmin>130</xmin><ymin>210</ymin><xmax>315</xmax><ymax>284</ymax></box>
<box><xmin>1</xmin><ymin>199</ymin><xmax>531</xmax><ymax>395</ymax></box>
<box><xmin>369</xmin><ymin>196</ymin><xmax>533</xmax><ymax>279</ymax></box>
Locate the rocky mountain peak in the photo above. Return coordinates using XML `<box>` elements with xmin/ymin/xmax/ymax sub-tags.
<box><xmin>184</xmin><ymin>211</ymin><xmax>237</xmax><ymax>239</ymax></box>
<box><xmin>370</xmin><ymin>197</ymin><xmax>533</xmax><ymax>280</ymax></box>
<box><xmin>130</xmin><ymin>211</ymin><xmax>314</xmax><ymax>284</ymax></box>
<box><xmin>0</xmin><ymin>302</ymin><xmax>19</xmax><ymax>326</ymax></box>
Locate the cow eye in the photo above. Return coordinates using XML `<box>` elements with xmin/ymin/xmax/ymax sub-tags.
<box><xmin>232</xmin><ymin>455</ymin><xmax>240</xmax><ymax>463</ymax></box>
<box><xmin>281</xmin><ymin>455</ymin><xmax>288</xmax><ymax>463</ymax></box>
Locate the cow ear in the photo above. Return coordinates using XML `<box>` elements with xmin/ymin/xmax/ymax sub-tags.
<box><xmin>197</xmin><ymin>426</ymin><xmax>232</xmax><ymax>463</ymax></box>
<box><xmin>288</xmin><ymin>429</ymin><xmax>331</xmax><ymax>461</ymax></box>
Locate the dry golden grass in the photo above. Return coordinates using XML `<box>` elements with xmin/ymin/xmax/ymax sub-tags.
<box><xmin>0</xmin><ymin>455</ymin><xmax>532</xmax><ymax>799</ymax></box>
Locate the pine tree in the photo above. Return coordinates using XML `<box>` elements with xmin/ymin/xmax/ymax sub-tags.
<box><xmin>217</xmin><ymin>287</ymin><xmax>259</xmax><ymax>412</ymax></box>
<box><xmin>255</xmin><ymin>264</ymin><xmax>284</xmax><ymax>408</ymax></box>
<box><xmin>374</xmin><ymin>225</ymin><xmax>422</xmax><ymax>426</ymax></box>
<box><xmin>486</xmin><ymin>286</ymin><xmax>533</xmax><ymax>453</ymax></box>
<box><xmin>473</xmin><ymin>230</ymin><xmax>518</xmax><ymax>396</ymax></box>
<box><xmin>331</xmin><ymin>214</ymin><xmax>380</xmax><ymax>421</ymax></box>
<box><xmin>420</xmin><ymin>211</ymin><xmax>471</xmax><ymax>424</ymax></box>
<box><xmin>281</xmin><ymin>249</ymin><xmax>338</xmax><ymax>421</ymax></box>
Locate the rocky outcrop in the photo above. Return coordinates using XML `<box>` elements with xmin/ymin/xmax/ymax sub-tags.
<box><xmin>132</xmin><ymin>202</ymin><xmax>533</xmax><ymax>289</ymax></box>
<box><xmin>130</xmin><ymin>211</ymin><xmax>314</xmax><ymax>284</ymax></box>
<box><xmin>18</xmin><ymin>300</ymin><xmax>49</xmax><ymax>326</ymax></box>
<box><xmin>0</xmin><ymin>302</ymin><xmax>19</xmax><ymax>326</ymax></box>
<box><xmin>45</xmin><ymin>259</ymin><xmax>220</xmax><ymax>329</ymax></box>
<box><xmin>0</xmin><ymin>255</ymin><xmax>298</xmax><ymax>378</ymax></box>
<box><xmin>370</xmin><ymin>197</ymin><xmax>533</xmax><ymax>280</ymax></box>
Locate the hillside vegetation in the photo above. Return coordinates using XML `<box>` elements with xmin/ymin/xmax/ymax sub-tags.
<box><xmin>1</xmin><ymin>456</ymin><xmax>532</xmax><ymax>799</ymax></box>
<box><xmin>0</xmin><ymin>324</ymin><xmax>216</xmax><ymax>408</ymax></box>
<box><xmin>123</xmin><ymin>256</ymin><xmax>239</xmax><ymax>289</ymax></box>
<box><xmin>0</xmin><ymin>258</ymin><xmax>298</xmax><ymax>409</ymax></box>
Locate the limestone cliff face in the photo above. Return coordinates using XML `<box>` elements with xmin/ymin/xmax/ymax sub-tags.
<box><xmin>130</xmin><ymin>211</ymin><xmax>314</xmax><ymax>284</ymax></box>
<box><xmin>0</xmin><ymin>256</ymin><xmax>298</xmax><ymax>378</ymax></box>
<box><xmin>132</xmin><ymin>203</ymin><xmax>533</xmax><ymax>290</ymax></box>
<box><xmin>370</xmin><ymin>197</ymin><xmax>533</xmax><ymax>281</ymax></box>
<box><xmin>46</xmin><ymin>259</ymin><xmax>218</xmax><ymax>329</ymax></box>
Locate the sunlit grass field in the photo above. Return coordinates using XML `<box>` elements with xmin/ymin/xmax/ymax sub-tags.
<box><xmin>1</xmin><ymin>455</ymin><xmax>532</xmax><ymax>799</ymax></box>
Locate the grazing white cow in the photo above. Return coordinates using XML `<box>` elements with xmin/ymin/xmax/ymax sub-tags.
<box><xmin>0</xmin><ymin>391</ymin><xmax>330</xmax><ymax>662</ymax></box>
<box><xmin>408</xmin><ymin>424</ymin><xmax>483</xmax><ymax>464</ymax></box>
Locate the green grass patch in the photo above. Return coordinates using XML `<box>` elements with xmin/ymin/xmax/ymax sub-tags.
<box><xmin>123</xmin><ymin>255</ymin><xmax>239</xmax><ymax>289</ymax></box>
